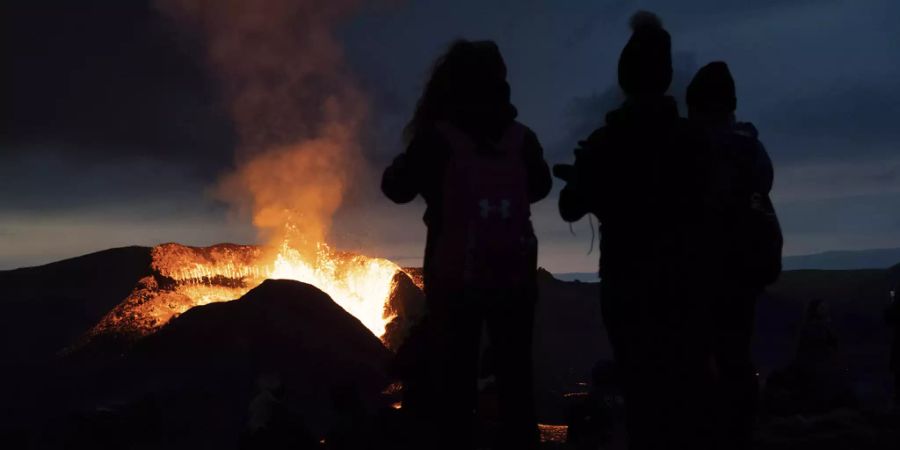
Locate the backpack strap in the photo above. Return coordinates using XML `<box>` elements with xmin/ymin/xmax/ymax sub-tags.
<box><xmin>496</xmin><ymin>121</ymin><xmax>527</xmax><ymax>157</ymax></box>
<box><xmin>435</xmin><ymin>121</ymin><xmax>477</xmax><ymax>156</ymax></box>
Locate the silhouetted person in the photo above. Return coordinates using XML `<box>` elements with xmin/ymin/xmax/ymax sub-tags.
<box><xmin>793</xmin><ymin>299</ymin><xmax>855</xmax><ymax>412</ymax></box>
<box><xmin>885</xmin><ymin>287</ymin><xmax>900</xmax><ymax>409</ymax></box>
<box><xmin>796</xmin><ymin>300</ymin><xmax>839</xmax><ymax>373</ymax></box>
<box><xmin>687</xmin><ymin>61</ymin><xmax>782</xmax><ymax>449</ymax></box>
<box><xmin>382</xmin><ymin>39</ymin><xmax>551</xmax><ymax>450</ymax></box>
<box><xmin>762</xmin><ymin>298</ymin><xmax>857</xmax><ymax>416</ymax></box>
<box><xmin>557</xmin><ymin>11</ymin><xmax>715</xmax><ymax>450</ymax></box>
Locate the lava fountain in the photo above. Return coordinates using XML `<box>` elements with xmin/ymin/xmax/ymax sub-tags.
<box><xmin>90</xmin><ymin>240</ymin><xmax>404</xmax><ymax>342</ymax></box>
<box><xmin>99</xmin><ymin>0</ymin><xmax>406</xmax><ymax>345</ymax></box>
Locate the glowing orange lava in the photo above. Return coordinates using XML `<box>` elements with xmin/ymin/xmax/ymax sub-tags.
<box><xmin>90</xmin><ymin>239</ymin><xmax>402</xmax><ymax>341</ymax></box>
<box><xmin>268</xmin><ymin>240</ymin><xmax>400</xmax><ymax>337</ymax></box>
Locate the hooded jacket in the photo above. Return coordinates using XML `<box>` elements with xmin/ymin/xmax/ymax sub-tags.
<box><xmin>558</xmin><ymin>96</ymin><xmax>711</xmax><ymax>281</ymax></box>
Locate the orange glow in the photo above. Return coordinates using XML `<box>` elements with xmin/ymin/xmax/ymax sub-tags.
<box><xmin>120</xmin><ymin>1</ymin><xmax>393</xmax><ymax>345</ymax></box>
<box><xmin>538</xmin><ymin>424</ymin><xmax>569</xmax><ymax>443</ymax></box>
<box><xmin>90</xmin><ymin>240</ymin><xmax>401</xmax><ymax>341</ymax></box>
<box><xmin>268</xmin><ymin>239</ymin><xmax>400</xmax><ymax>337</ymax></box>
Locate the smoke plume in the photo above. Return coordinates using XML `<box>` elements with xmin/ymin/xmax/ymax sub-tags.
<box><xmin>157</xmin><ymin>0</ymin><xmax>368</xmax><ymax>254</ymax></box>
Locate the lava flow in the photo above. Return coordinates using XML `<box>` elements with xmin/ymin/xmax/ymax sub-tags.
<box><xmin>89</xmin><ymin>240</ymin><xmax>402</xmax><ymax>342</ymax></box>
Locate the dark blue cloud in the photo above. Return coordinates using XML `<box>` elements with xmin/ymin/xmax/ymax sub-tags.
<box><xmin>1</xmin><ymin>0</ymin><xmax>234</xmax><ymax>177</ymax></box>
<box><xmin>762</xmin><ymin>83</ymin><xmax>900</xmax><ymax>159</ymax></box>
<box><xmin>2</xmin><ymin>0</ymin><xmax>899</xmax><ymax>269</ymax></box>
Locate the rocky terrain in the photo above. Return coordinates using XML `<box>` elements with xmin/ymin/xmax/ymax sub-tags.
<box><xmin>1</xmin><ymin>248</ymin><xmax>897</xmax><ymax>448</ymax></box>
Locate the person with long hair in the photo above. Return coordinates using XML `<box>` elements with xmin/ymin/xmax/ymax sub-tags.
<box><xmin>382</xmin><ymin>39</ymin><xmax>551</xmax><ymax>450</ymax></box>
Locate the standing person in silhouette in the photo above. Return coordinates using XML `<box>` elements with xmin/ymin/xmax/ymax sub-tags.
<box><xmin>382</xmin><ymin>39</ymin><xmax>551</xmax><ymax>450</ymax></box>
<box><xmin>556</xmin><ymin>11</ymin><xmax>715</xmax><ymax>450</ymax></box>
<box><xmin>686</xmin><ymin>61</ymin><xmax>782</xmax><ymax>449</ymax></box>
<box><xmin>885</xmin><ymin>287</ymin><xmax>900</xmax><ymax>410</ymax></box>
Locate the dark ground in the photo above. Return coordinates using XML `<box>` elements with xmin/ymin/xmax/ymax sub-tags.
<box><xmin>1</xmin><ymin>248</ymin><xmax>898</xmax><ymax>448</ymax></box>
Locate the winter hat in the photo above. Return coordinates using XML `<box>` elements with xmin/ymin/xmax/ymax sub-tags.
<box><xmin>687</xmin><ymin>61</ymin><xmax>737</xmax><ymax>114</ymax></box>
<box><xmin>617</xmin><ymin>11</ymin><xmax>672</xmax><ymax>97</ymax></box>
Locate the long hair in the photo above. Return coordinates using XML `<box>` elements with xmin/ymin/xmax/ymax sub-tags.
<box><xmin>403</xmin><ymin>39</ymin><xmax>516</xmax><ymax>144</ymax></box>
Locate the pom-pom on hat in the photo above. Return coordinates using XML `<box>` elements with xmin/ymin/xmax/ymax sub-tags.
<box><xmin>617</xmin><ymin>11</ymin><xmax>672</xmax><ymax>97</ymax></box>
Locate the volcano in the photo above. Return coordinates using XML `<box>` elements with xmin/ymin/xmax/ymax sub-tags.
<box><xmin>3</xmin><ymin>247</ymin><xmax>897</xmax><ymax>448</ymax></box>
<box><xmin>43</xmin><ymin>279</ymin><xmax>396</xmax><ymax>448</ymax></box>
<box><xmin>0</xmin><ymin>245</ymin><xmax>418</xmax><ymax>448</ymax></box>
<box><xmin>79</xmin><ymin>242</ymin><xmax>406</xmax><ymax>345</ymax></box>
<box><xmin>110</xmin><ymin>279</ymin><xmax>395</xmax><ymax>443</ymax></box>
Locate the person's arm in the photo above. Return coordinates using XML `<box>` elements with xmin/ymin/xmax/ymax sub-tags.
<box><xmin>381</xmin><ymin>153</ymin><xmax>418</xmax><ymax>204</ymax></box>
<box><xmin>381</xmin><ymin>131</ymin><xmax>439</xmax><ymax>204</ymax></box>
<box><xmin>522</xmin><ymin>128</ymin><xmax>552</xmax><ymax>203</ymax></box>
<box><xmin>558</xmin><ymin>130</ymin><xmax>603</xmax><ymax>222</ymax></box>
<box><xmin>558</xmin><ymin>181</ymin><xmax>588</xmax><ymax>223</ymax></box>
<box><xmin>737</xmin><ymin>122</ymin><xmax>774</xmax><ymax>195</ymax></box>
<box><xmin>755</xmin><ymin>140</ymin><xmax>774</xmax><ymax>195</ymax></box>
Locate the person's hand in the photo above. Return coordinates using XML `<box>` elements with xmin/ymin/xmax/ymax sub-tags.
<box><xmin>553</xmin><ymin>164</ymin><xmax>576</xmax><ymax>183</ymax></box>
<box><xmin>392</xmin><ymin>153</ymin><xmax>409</xmax><ymax>171</ymax></box>
<box><xmin>384</xmin><ymin>153</ymin><xmax>409</xmax><ymax>180</ymax></box>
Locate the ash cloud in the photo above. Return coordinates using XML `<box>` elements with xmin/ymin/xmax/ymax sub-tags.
<box><xmin>157</xmin><ymin>0</ymin><xmax>371</xmax><ymax>252</ymax></box>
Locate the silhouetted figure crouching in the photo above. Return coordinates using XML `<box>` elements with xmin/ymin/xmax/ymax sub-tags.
<box><xmin>382</xmin><ymin>39</ymin><xmax>552</xmax><ymax>450</ymax></box>
<box><xmin>765</xmin><ymin>299</ymin><xmax>855</xmax><ymax>416</ymax></box>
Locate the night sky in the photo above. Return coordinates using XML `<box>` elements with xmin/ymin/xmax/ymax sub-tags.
<box><xmin>3</xmin><ymin>0</ymin><xmax>899</xmax><ymax>272</ymax></box>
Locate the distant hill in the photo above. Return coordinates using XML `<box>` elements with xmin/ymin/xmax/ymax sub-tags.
<box><xmin>890</xmin><ymin>262</ymin><xmax>900</xmax><ymax>288</ymax></box>
<box><xmin>782</xmin><ymin>247</ymin><xmax>900</xmax><ymax>270</ymax></box>
<box><xmin>554</xmin><ymin>248</ymin><xmax>900</xmax><ymax>276</ymax></box>
<box><xmin>3</xmin><ymin>247</ymin><xmax>898</xmax><ymax>447</ymax></box>
<box><xmin>552</xmin><ymin>272</ymin><xmax>600</xmax><ymax>282</ymax></box>
<box><xmin>0</xmin><ymin>246</ymin><xmax>152</xmax><ymax>365</ymax></box>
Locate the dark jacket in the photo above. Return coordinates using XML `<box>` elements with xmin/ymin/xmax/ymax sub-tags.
<box><xmin>558</xmin><ymin>96</ymin><xmax>711</xmax><ymax>281</ymax></box>
<box><xmin>382</xmin><ymin>121</ymin><xmax>552</xmax><ymax>281</ymax></box>
<box><xmin>704</xmin><ymin>120</ymin><xmax>781</xmax><ymax>288</ymax></box>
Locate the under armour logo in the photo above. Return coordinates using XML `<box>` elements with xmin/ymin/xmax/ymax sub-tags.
<box><xmin>479</xmin><ymin>199</ymin><xmax>511</xmax><ymax>219</ymax></box>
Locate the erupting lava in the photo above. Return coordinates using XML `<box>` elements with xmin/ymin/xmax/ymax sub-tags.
<box><xmin>101</xmin><ymin>0</ymin><xmax>406</xmax><ymax>345</ymax></box>
<box><xmin>268</xmin><ymin>241</ymin><xmax>401</xmax><ymax>336</ymax></box>
<box><xmin>90</xmin><ymin>240</ymin><xmax>402</xmax><ymax>341</ymax></box>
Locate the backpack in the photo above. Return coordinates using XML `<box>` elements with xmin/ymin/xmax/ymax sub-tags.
<box><xmin>431</xmin><ymin>121</ymin><xmax>537</xmax><ymax>289</ymax></box>
<box><xmin>742</xmin><ymin>189</ymin><xmax>783</xmax><ymax>286</ymax></box>
<box><xmin>720</xmin><ymin>127</ymin><xmax>783</xmax><ymax>287</ymax></box>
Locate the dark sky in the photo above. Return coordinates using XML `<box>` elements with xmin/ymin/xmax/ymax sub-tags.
<box><xmin>2</xmin><ymin>0</ymin><xmax>899</xmax><ymax>271</ymax></box>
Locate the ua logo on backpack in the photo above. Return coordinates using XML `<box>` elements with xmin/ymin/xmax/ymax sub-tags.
<box><xmin>432</xmin><ymin>121</ymin><xmax>536</xmax><ymax>289</ymax></box>
<box><xmin>479</xmin><ymin>199</ymin><xmax>512</xmax><ymax>219</ymax></box>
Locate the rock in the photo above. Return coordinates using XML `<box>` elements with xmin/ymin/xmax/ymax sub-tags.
<box><xmin>382</xmin><ymin>271</ymin><xmax>426</xmax><ymax>351</ymax></box>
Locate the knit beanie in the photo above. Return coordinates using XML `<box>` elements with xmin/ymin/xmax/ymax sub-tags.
<box><xmin>617</xmin><ymin>11</ymin><xmax>673</xmax><ymax>97</ymax></box>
